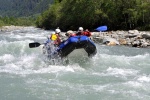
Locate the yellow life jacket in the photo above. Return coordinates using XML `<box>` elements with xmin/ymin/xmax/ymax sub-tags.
<box><xmin>51</xmin><ymin>34</ymin><xmax>57</xmax><ymax>41</ymax></box>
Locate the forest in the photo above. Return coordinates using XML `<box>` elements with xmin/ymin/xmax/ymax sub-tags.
<box><xmin>0</xmin><ymin>0</ymin><xmax>53</xmax><ymax>27</ymax></box>
<box><xmin>36</xmin><ymin>0</ymin><xmax>150</xmax><ymax>31</ymax></box>
<box><xmin>0</xmin><ymin>0</ymin><xmax>53</xmax><ymax>17</ymax></box>
<box><xmin>0</xmin><ymin>0</ymin><xmax>150</xmax><ymax>31</ymax></box>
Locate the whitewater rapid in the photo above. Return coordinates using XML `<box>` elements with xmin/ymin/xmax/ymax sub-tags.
<box><xmin>0</xmin><ymin>27</ymin><xmax>150</xmax><ymax>100</ymax></box>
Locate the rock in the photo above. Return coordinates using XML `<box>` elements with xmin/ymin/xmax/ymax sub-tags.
<box><xmin>103</xmin><ymin>37</ymin><xmax>119</xmax><ymax>45</ymax></box>
<box><xmin>0</xmin><ymin>25</ymin><xmax>26</xmax><ymax>32</ymax></box>
<box><xmin>125</xmin><ymin>34</ymin><xmax>137</xmax><ymax>38</ymax></box>
<box><xmin>141</xmin><ymin>42</ymin><xmax>149</xmax><ymax>47</ymax></box>
<box><xmin>137</xmin><ymin>35</ymin><xmax>142</xmax><ymax>39</ymax></box>
<box><xmin>92</xmin><ymin>36</ymin><xmax>103</xmax><ymax>43</ymax></box>
<box><xmin>91</xmin><ymin>32</ymin><xmax>100</xmax><ymax>36</ymax></box>
<box><xmin>142</xmin><ymin>34</ymin><xmax>150</xmax><ymax>39</ymax></box>
<box><xmin>119</xmin><ymin>39</ymin><xmax>127</xmax><ymax>45</ymax></box>
<box><xmin>128</xmin><ymin>30</ymin><xmax>139</xmax><ymax>34</ymax></box>
<box><xmin>107</xmin><ymin>41</ymin><xmax>117</xmax><ymax>46</ymax></box>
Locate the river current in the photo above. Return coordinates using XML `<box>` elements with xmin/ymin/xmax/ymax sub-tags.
<box><xmin>0</xmin><ymin>27</ymin><xmax>150</xmax><ymax>100</ymax></box>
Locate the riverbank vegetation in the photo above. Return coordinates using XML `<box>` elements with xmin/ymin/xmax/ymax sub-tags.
<box><xmin>0</xmin><ymin>16</ymin><xmax>36</xmax><ymax>27</ymax></box>
<box><xmin>36</xmin><ymin>0</ymin><xmax>150</xmax><ymax>31</ymax></box>
<box><xmin>0</xmin><ymin>0</ymin><xmax>53</xmax><ymax>27</ymax></box>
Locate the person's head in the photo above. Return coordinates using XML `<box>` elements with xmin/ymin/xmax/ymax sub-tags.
<box><xmin>55</xmin><ymin>29</ymin><xmax>61</xmax><ymax>34</ymax></box>
<box><xmin>78</xmin><ymin>27</ymin><xmax>83</xmax><ymax>32</ymax></box>
<box><xmin>85</xmin><ymin>29</ymin><xmax>89</xmax><ymax>31</ymax></box>
<box><xmin>77</xmin><ymin>27</ymin><xmax>83</xmax><ymax>35</ymax></box>
<box><xmin>65</xmin><ymin>30</ymin><xmax>74</xmax><ymax>37</ymax></box>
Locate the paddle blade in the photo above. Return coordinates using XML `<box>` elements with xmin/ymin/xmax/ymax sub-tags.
<box><xmin>96</xmin><ymin>26</ymin><xmax>107</xmax><ymax>31</ymax></box>
<box><xmin>29</xmin><ymin>42</ymin><xmax>41</xmax><ymax>48</ymax></box>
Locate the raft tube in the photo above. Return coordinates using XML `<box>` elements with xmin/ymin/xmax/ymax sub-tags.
<box><xmin>58</xmin><ymin>35</ymin><xmax>97</xmax><ymax>57</ymax></box>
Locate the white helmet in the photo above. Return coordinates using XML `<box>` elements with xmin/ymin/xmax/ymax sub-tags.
<box><xmin>55</xmin><ymin>29</ymin><xmax>61</xmax><ymax>33</ymax></box>
<box><xmin>52</xmin><ymin>32</ymin><xmax>55</xmax><ymax>34</ymax></box>
<box><xmin>78</xmin><ymin>27</ymin><xmax>83</xmax><ymax>31</ymax></box>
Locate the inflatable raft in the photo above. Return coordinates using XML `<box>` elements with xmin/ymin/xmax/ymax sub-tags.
<box><xmin>29</xmin><ymin>35</ymin><xmax>97</xmax><ymax>58</ymax></box>
<box><xmin>57</xmin><ymin>35</ymin><xmax>97</xmax><ymax>58</ymax></box>
<box><xmin>29</xmin><ymin>35</ymin><xmax>97</xmax><ymax>64</ymax></box>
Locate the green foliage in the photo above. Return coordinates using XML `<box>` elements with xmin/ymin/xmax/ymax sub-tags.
<box><xmin>0</xmin><ymin>16</ymin><xmax>35</xmax><ymax>27</ymax></box>
<box><xmin>36</xmin><ymin>3</ymin><xmax>61</xmax><ymax>29</ymax></box>
<box><xmin>36</xmin><ymin>0</ymin><xmax>150</xmax><ymax>30</ymax></box>
<box><xmin>0</xmin><ymin>0</ymin><xmax>54</xmax><ymax>27</ymax></box>
<box><xmin>0</xmin><ymin>20</ymin><xmax>5</xmax><ymax>27</ymax></box>
<box><xmin>59</xmin><ymin>0</ymin><xmax>104</xmax><ymax>30</ymax></box>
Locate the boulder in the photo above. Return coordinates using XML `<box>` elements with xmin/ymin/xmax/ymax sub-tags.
<box><xmin>128</xmin><ymin>30</ymin><xmax>139</xmax><ymax>34</ymax></box>
<box><xmin>142</xmin><ymin>34</ymin><xmax>150</xmax><ymax>39</ymax></box>
<box><xmin>125</xmin><ymin>34</ymin><xmax>137</xmax><ymax>38</ymax></box>
<box><xmin>119</xmin><ymin>39</ymin><xmax>127</xmax><ymax>45</ymax></box>
<box><xmin>103</xmin><ymin>37</ymin><xmax>119</xmax><ymax>45</ymax></box>
<box><xmin>107</xmin><ymin>41</ymin><xmax>117</xmax><ymax>46</ymax></box>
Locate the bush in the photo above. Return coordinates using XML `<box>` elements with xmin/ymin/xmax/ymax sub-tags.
<box><xmin>0</xmin><ymin>16</ymin><xmax>36</xmax><ymax>26</ymax></box>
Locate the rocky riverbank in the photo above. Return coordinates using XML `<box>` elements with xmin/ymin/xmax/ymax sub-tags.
<box><xmin>0</xmin><ymin>25</ymin><xmax>27</xmax><ymax>32</ymax></box>
<box><xmin>92</xmin><ymin>30</ymin><xmax>150</xmax><ymax>48</ymax></box>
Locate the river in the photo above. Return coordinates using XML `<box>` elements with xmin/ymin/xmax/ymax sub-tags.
<box><xmin>0</xmin><ymin>27</ymin><xmax>150</xmax><ymax>100</ymax></box>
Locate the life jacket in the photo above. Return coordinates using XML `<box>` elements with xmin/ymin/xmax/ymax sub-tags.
<box><xmin>83</xmin><ymin>31</ymin><xmax>91</xmax><ymax>37</ymax></box>
<box><xmin>76</xmin><ymin>31</ymin><xmax>83</xmax><ymax>36</ymax></box>
<box><xmin>51</xmin><ymin>34</ymin><xmax>61</xmax><ymax>45</ymax></box>
<box><xmin>70</xmin><ymin>33</ymin><xmax>76</xmax><ymax>37</ymax></box>
<box><xmin>50</xmin><ymin>34</ymin><xmax>57</xmax><ymax>41</ymax></box>
<box><xmin>76</xmin><ymin>31</ymin><xmax>91</xmax><ymax>37</ymax></box>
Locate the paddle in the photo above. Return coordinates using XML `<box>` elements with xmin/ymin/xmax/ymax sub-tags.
<box><xmin>29</xmin><ymin>42</ymin><xmax>42</xmax><ymax>48</ymax></box>
<box><xmin>95</xmin><ymin>25</ymin><xmax>107</xmax><ymax>31</ymax></box>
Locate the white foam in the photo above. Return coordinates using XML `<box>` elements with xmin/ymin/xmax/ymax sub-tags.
<box><xmin>0</xmin><ymin>56</ymin><xmax>85</xmax><ymax>75</ymax></box>
<box><xmin>127</xmin><ymin>53</ymin><xmax>150</xmax><ymax>59</ymax></box>
<box><xmin>0</xmin><ymin>63</ymin><xmax>22</xmax><ymax>73</ymax></box>
<box><xmin>137</xmin><ymin>75</ymin><xmax>150</xmax><ymax>83</ymax></box>
<box><xmin>124</xmin><ymin>81</ymin><xmax>142</xmax><ymax>88</ymax></box>
<box><xmin>93</xmin><ymin>84</ymin><xmax>110</xmax><ymax>92</ymax></box>
<box><xmin>106</xmin><ymin>67</ymin><xmax>138</xmax><ymax>77</ymax></box>
<box><xmin>0</xmin><ymin>54</ymin><xmax>15</xmax><ymax>63</ymax></box>
<box><xmin>32</xmin><ymin>65</ymin><xmax>74</xmax><ymax>74</ymax></box>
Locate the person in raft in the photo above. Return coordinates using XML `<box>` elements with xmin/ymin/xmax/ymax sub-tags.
<box><xmin>65</xmin><ymin>30</ymin><xmax>76</xmax><ymax>37</ymax></box>
<box><xmin>50</xmin><ymin>28</ymin><xmax>61</xmax><ymax>46</ymax></box>
<box><xmin>76</xmin><ymin>27</ymin><xmax>91</xmax><ymax>37</ymax></box>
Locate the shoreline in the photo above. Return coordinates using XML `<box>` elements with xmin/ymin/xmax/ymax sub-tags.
<box><xmin>0</xmin><ymin>25</ymin><xmax>35</xmax><ymax>32</ymax></box>
<box><xmin>92</xmin><ymin>30</ymin><xmax>150</xmax><ymax>48</ymax></box>
<box><xmin>1</xmin><ymin>25</ymin><xmax>150</xmax><ymax>48</ymax></box>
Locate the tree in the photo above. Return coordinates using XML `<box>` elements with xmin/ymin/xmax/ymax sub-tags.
<box><xmin>36</xmin><ymin>0</ymin><xmax>150</xmax><ymax>31</ymax></box>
